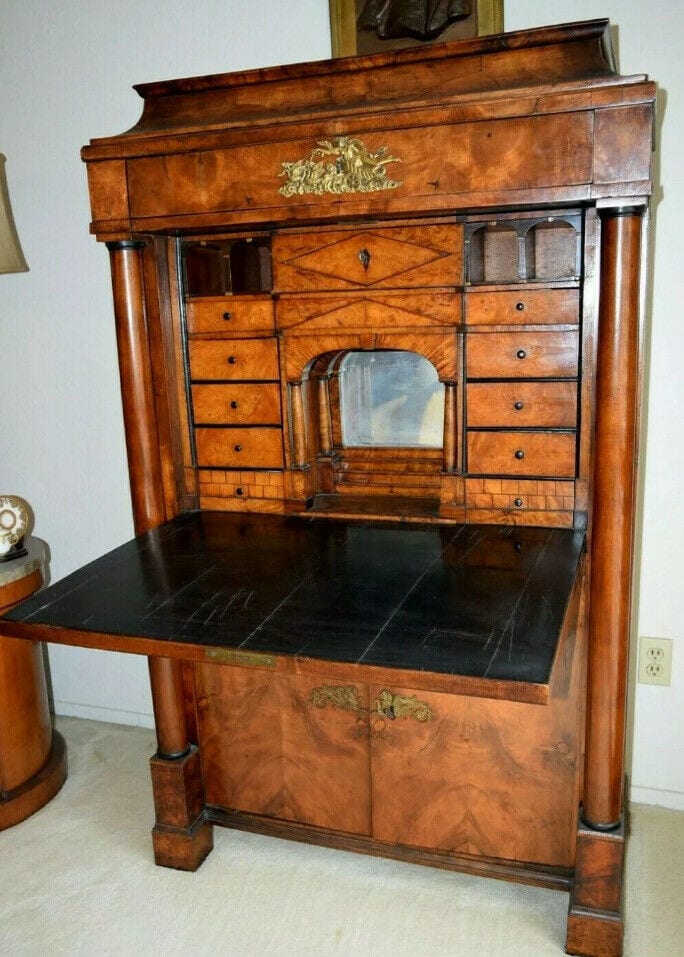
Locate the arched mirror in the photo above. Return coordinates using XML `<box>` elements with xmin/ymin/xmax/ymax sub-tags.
<box><xmin>339</xmin><ymin>350</ymin><xmax>445</xmax><ymax>448</ymax></box>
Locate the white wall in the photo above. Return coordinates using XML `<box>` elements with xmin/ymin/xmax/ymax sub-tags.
<box><xmin>1</xmin><ymin>2</ymin><xmax>681</xmax><ymax>808</ymax></box>
<box><xmin>0</xmin><ymin>0</ymin><xmax>331</xmax><ymax>726</ymax></box>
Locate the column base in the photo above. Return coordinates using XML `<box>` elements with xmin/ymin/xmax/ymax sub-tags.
<box><xmin>0</xmin><ymin>730</ymin><xmax>68</xmax><ymax>831</ymax></box>
<box><xmin>566</xmin><ymin>816</ymin><xmax>625</xmax><ymax>956</ymax></box>
<box><xmin>152</xmin><ymin>814</ymin><xmax>214</xmax><ymax>871</ymax></box>
<box><xmin>149</xmin><ymin>744</ymin><xmax>213</xmax><ymax>870</ymax></box>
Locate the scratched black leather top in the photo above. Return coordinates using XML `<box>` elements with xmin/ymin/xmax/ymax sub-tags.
<box><xmin>3</xmin><ymin>511</ymin><xmax>584</xmax><ymax>683</ymax></box>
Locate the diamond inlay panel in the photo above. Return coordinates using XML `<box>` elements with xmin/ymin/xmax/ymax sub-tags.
<box><xmin>273</xmin><ymin>223</ymin><xmax>462</xmax><ymax>291</ymax></box>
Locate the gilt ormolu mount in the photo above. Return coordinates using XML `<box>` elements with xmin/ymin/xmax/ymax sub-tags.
<box><xmin>0</xmin><ymin>21</ymin><xmax>655</xmax><ymax>957</ymax></box>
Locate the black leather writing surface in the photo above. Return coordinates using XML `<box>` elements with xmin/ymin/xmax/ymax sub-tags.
<box><xmin>4</xmin><ymin>512</ymin><xmax>584</xmax><ymax>683</ymax></box>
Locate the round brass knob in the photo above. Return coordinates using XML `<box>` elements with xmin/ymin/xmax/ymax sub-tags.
<box><xmin>514</xmin><ymin>401</ymin><xmax>524</xmax><ymax>411</ymax></box>
<box><xmin>222</xmin><ymin>311</ymin><xmax>232</xmax><ymax>321</ymax></box>
<box><xmin>227</xmin><ymin>355</ymin><xmax>237</xmax><ymax>364</ymax></box>
<box><xmin>514</xmin><ymin>498</ymin><xmax>523</xmax><ymax>507</ymax></box>
<box><xmin>515</xmin><ymin>449</ymin><xmax>524</xmax><ymax>460</ymax></box>
<box><xmin>230</xmin><ymin>400</ymin><xmax>239</xmax><ymax>409</ymax></box>
<box><xmin>515</xmin><ymin>301</ymin><xmax>525</xmax><ymax>311</ymax></box>
<box><xmin>234</xmin><ymin>444</ymin><xmax>242</xmax><ymax>452</ymax></box>
<box><xmin>516</xmin><ymin>349</ymin><xmax>527</xmax><ymax>360</ymax></box>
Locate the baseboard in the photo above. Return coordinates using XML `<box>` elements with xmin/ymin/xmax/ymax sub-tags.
<box><xmin>55</xmin><ymin>700</ymin><xmax>155</xmax><ymax>729</ymax></box>
<box><xmin>630</xmin><ymin>785</ymin><xmax>684</xmax><ymax>811</ymax></box>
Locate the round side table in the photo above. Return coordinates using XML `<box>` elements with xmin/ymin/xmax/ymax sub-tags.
<box><xmin>0</xmin><ymin>539</ymin><xmax>67</xmax><ymax>829</ymax></box>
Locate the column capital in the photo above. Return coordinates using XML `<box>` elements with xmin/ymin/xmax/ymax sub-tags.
<box><xmin>105</xmin><ymin>239</ymin><xmax>146</xmax><ymax>251</ymax></box>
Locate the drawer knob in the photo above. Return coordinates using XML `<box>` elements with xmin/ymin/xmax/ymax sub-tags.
<box><xmin>514</xmin><ymin>498</ymin><xmax>523</xmax><ymax>508</ymax></box>
<box><xmin>230</xmin><ymin>400</ymin><xmax>239</xmax><ymax>409</ymax></box>
<box><xmin>515</xmin><ymin>449</ymin><xmax>525</xmax><ymax>460</ymax></box>
<box><xmin>515</xmin><ymin>301</ymin><xmax>525</xmax><ymax>311</ymax></box>
<box><xmin>236</xmin><ymin>487</ymin><xmax>244</xmax><ymax>496</ymax></box>
<box><xmin>222</xmin><ymin>311</ymin><xmax>232</xmax><ymax>321</ymax></box>
<box><xmin>516</xmin><ymin>349</ymin><xmax>527</xmax><ymax>360</ymax></box>
<box><xmin>227</xmin><ymin>355</ymin><xmax>237</xmax><ymax>365</ymax></box>
<box><xmin>358</xmin><ymin>247</ymin><xmax>371</xmax><ymax>271</ymax></box>
<box><xmin>234</xmin><ymin>444</ymin><xmax>243</xmax><ymax>452</ymax></box>
<box><xmin>514</xmin><ymin>401</ymin><xmax>524</xmax><ymax>411</ymax></box>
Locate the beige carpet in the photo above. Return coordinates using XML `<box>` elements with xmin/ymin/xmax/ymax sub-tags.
<box><xmin>1</xmin><ymin>717</ymin><xmax>681</xmax><ymax>956</ymax></box>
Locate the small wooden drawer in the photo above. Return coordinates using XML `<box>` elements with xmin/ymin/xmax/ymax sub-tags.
<box><xmin>192</xmin><ymin>384</ymin><xmax>281</xmax><ymax>425</ymax></box>
<box><xmin>466</xmin><ymin>331</ymin><xmax>578</xmax><ymax>379</ymax></box>
<box><xmin>273</xmin><ymin>223</ymin><xmax>462</xmax><ymax>292</ymax></box>
<box><xmin>186</xmin><ymin>296</ymin><xmax>275</xmax><ymax>336</ymax></box>
<box><xmin>466</xmin><ymin>478</ymin><xmax>575</xmax><ymax>512</ymax></box>
<box><xmin>195</xmin><ymin>427</ymin><xmax>284</xmax><ymax>468</ymax></box>
<box><xmin>467</xmin><ymin>431</ymin><xmax>576</xmax><ymax>477</ymax></box>
<box><xmin>465</xmin><ymin>288</ymin><xmax>579</xmax><ymax>326</ymax></box>
<box><xmin>466</xmin><ymin>382</ymin><xmax>577</xmax><ymax>428</ymax></box>
<box><xmin>189</xmin><ymin>338</ymin><xmax>279</xmax><ymax>381</ymax></box>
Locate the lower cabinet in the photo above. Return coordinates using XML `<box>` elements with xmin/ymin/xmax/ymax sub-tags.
<box><xmin>195</xmin><ymin>661</ymin><xmax>582</xmax><ymax>868</ymax></box>
<box><xmin>195</xmin><ymin>666</ymin><xmax>371</xmax><ymax>835</ymax></box>
<box><xmin>369</xmin><ymin>685</ymin><xmax>580</xmax><ymax>867</ymax></box>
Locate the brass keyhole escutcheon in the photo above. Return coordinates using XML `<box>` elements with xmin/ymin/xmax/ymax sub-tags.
<box><xmin>358</xmin><ymin>248</ymin><xmax>371</xmax><ymax>271</ymax></box>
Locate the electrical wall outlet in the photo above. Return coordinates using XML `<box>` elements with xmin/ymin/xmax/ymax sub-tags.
<box><xmin>638</xmin><ymin>637</ymin><xmax>673</xmax><ymax>686</ymax></box>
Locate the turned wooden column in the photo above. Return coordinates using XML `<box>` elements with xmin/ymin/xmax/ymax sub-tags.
<box><xmin>289</xmin><ymin>380</ymin><xmax>308</xmax><ymax>467</ymax></box>
<box><xmin>107</xmin><ymin>241</ymin><xmax>188</xmax><ymax>761</ymax></box>
<box><xmin>442</xmin><ymin>380</ymin><xmax>458</xmax><ymax>473</ymax></box>
<box><xmin>106</xmin><ymin>240</ymin><xmax>166</xmax><ymax>534</ymax></box>
<box><xmin>317</xmin><ymin>375</ymin><xmax>333</xmax><ymax>456</ymax></box>
<box><xmin>583</xmin><ymin>207</ymin><xmax>644</xmax><ymax>829</ymax></box>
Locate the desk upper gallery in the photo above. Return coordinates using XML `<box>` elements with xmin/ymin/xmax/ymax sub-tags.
<box><xmin>0</xmin><ymin>19</ymin><xmax>655</xmax><ymax>957</ymax></box>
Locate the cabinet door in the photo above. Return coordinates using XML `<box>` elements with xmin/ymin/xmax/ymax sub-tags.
<box><xmin>196</xmin><ymin>665</ymin><xmax>371</xmax><ymax>834</ymax></box>
<box><xmin>369</xmin><ymin>685</ymin><xmax>579</xmax><ymax>867</ymax></box>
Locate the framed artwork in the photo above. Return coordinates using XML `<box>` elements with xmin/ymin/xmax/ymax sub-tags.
<box><xmin>329</xmin><ymin>0</ymin><xmax>504</xmax><ymax>58</ymax></box>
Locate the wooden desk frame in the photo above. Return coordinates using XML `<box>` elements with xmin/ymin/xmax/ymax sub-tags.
<box><xmin>0</xmin><ymin>21</ymin><xmax>655</xmax><ymax>957</ymax></box>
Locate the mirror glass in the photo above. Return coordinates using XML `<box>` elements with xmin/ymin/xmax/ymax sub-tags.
<box><xmin>340</xmin><ymin>351</ymin><xmax>444</xmax><ymax>448</ymax></box>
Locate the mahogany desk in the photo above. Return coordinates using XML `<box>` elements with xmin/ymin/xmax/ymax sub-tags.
<box><xmin>2</xmin><ymin>19</ymin><xmax>656</xmax><ymax>956</ymax></box>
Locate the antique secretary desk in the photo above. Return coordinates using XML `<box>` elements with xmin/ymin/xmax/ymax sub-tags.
<box><xmin>0</xmin><ymin>20</ymin><xmax>655</xmax><ymax>957</ymax></box>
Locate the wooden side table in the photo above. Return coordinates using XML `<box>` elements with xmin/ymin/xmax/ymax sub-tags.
<box><xmin>0</xmin><ymin>539</ymin><xmax>67</xmax><ymax>829</ymax></box>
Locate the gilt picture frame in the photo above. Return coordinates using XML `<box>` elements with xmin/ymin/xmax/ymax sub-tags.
<box><xmin>329</xmin><ymin>0</ymin><xmax>504</xmax><ymax>58</ymax></box>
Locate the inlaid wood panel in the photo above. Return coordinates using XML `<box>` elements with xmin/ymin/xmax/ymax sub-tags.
<box><xmin>466</xmin><ymin>382</ymin><xmax>577</xmax><ymax>428</ymax></box>
<box><xmin>273</xmin><ymin>224</ymin><xmax>461</xmax><ymax>292</ymax></box>
<box><xmin>467</xmin><ymin>431</ymin><xmax>576</xmax><ymax>477</ymax></box>
<box><xmin>466</xmin><ymin>330</ymin><xmax>579</xmax><ymax>379</ymax></box>
<box><xmin>189</xmin><ymin>338</ymin><xmax>279</xmax><ymax>380</ymax></box>
<box><xmin>369</xmin><ymin>682</ymin><xmax>580</xmax><ymax>866</ymax></box>
<box><xmin>195</xmin><ymin>427</ymin><xmax>284</xmax><ymax>469</ymax></box>
<box><xmin>276</xmin><ymin>291</ymin><xmax>461</xmax><ymax>334</ymax></box>
<box><xmin>282</xmin><ymin>331</ymin><xmax>458</xmax><ymax>380</ymax></box>
<box><xmin>186</xmin><ymin>296</ymin><xmax>275</xmax><ymax>336</ymax></box>
<box><xmin>192</xmin><ymin>383</ymin><xmax>281</xmax><ymax>425</ymax></box>
<box><xmin>195</xmin><ymin>665</ymin><xmax>371</xmax><ymax>834</ymax></box>
<box><xmin>465</xmin><ymin>288</ymin><xmax>579</xmax><ymax>325</ymax></box>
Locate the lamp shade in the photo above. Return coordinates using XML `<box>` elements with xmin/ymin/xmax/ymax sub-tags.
<box><xmin>0</xmin><ymin>155</ymin><xmax>28</xmax><ymax>274</ymax></box>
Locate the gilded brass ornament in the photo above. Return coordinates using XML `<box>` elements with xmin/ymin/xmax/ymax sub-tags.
<box><xmin>279</xmin><ymin>136</ymin><xmax>402</xmax><ymax>197</ymax></box>
<box><xmin>375</xmin><ymin>689</ymin><xmax>433</xmax><ymax>722</ymax></box>
<box><xmin>310</xmin><ymin>684</ymin><xmax>364</xmax><ymax>712</ymax></box>
<box><xmin>205</xmin><ymin>648</ymin><xmax>275</xmax><ymax>668</ymax></box>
